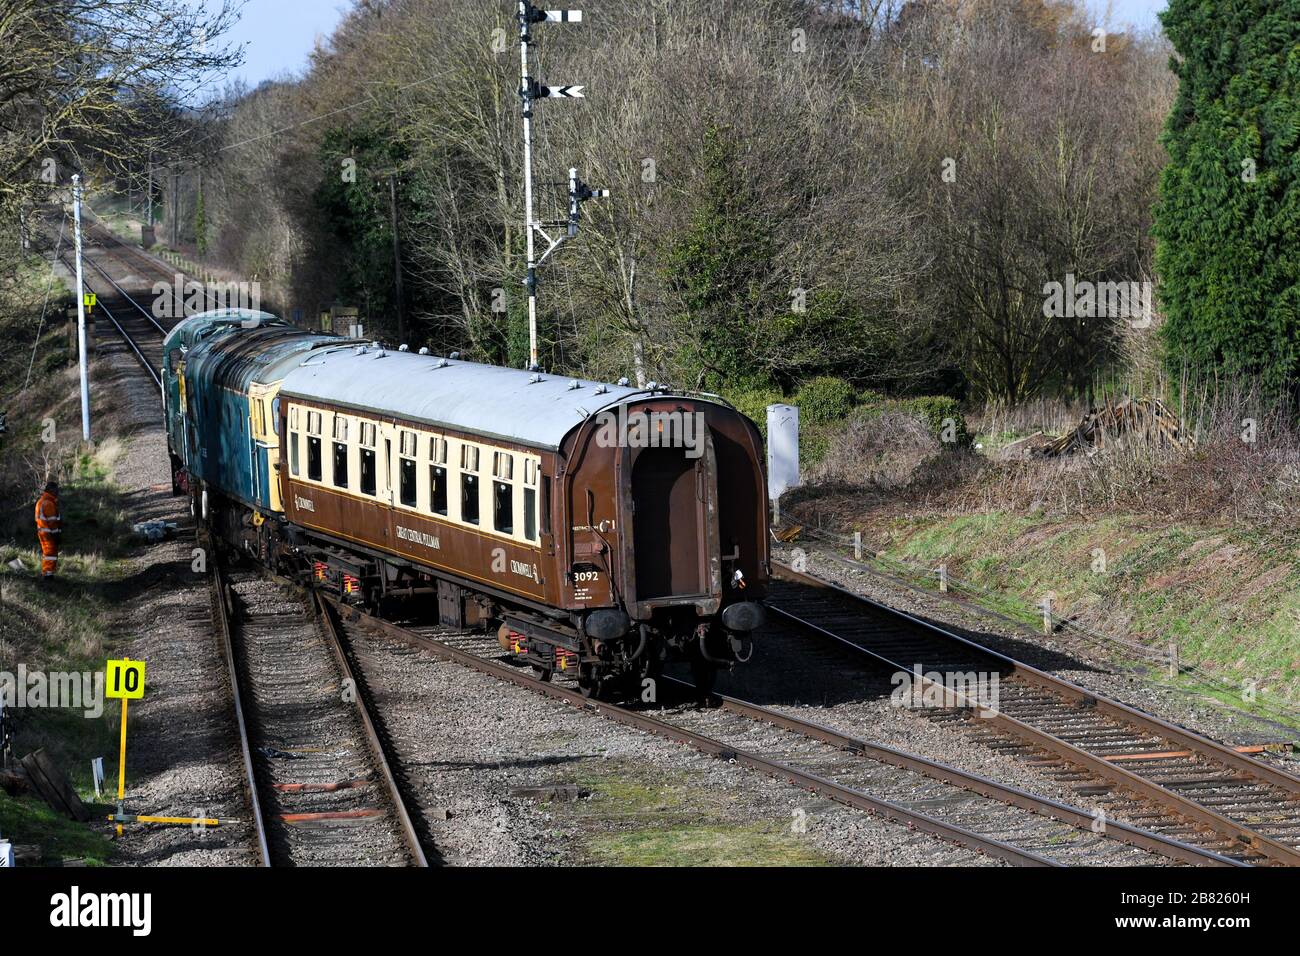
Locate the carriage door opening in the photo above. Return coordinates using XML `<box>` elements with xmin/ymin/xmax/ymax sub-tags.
<box><xmin>631</xmin><ymin>445</ymin><xmax>707</xmax><ymax>599</ymax></box>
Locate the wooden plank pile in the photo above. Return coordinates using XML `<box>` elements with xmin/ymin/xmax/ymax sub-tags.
<box><xmin>1038</xmin><ymin>396</ymin><xmax>1193</xmax><ymax>458</ymax></box>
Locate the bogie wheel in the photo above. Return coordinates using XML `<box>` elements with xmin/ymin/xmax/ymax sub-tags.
<box><xmin>578</xmin><ymin>664</ymin><xmax>608</xmax><ymax>700</ymax></box>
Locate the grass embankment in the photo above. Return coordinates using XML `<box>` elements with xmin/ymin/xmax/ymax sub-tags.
<box><xmin>0</xmin><ymin>252</ymin><xmax>130</xmax><ymax>864</ymax></box>
<box><xmin>0</xmin><ymin>441</ymin><xmax>133</xmax><ymax>866</ymax></box>
<box><xmin>553</xmin><ymin>760</ymin><xmax>835</xmax><ymax>866</ymax></box>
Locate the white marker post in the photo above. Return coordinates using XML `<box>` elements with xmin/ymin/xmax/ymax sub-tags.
<box><xmin>71</xmin><ymin>174</ymin><xmax>91</xmax><ymax>441</ymax></box>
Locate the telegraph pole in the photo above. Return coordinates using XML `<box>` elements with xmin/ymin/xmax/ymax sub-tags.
<box><xmin>71</xmin><ymin>175</ymin><xmax>91</xmax><ymax>441</ymax></box>
<box><xmin>517</xmin><ymin>2</ymin><xmax>604</xmax><ymax>370</ymax></box>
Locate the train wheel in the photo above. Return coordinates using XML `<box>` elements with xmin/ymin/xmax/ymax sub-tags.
<box><xmin>578</xmin><ymin>664</ymin><xmax>607</xmax><ymax>700</ymax></box>
<box><xmin>533</xmin><ymin>665</ymin><xmax>553</xmax><ymax>683</ymax></box>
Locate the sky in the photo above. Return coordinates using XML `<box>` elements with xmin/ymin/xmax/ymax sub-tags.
<box><xmin>208</xmin><ymin>0</ymin><xmax>1169</xmax><ymax>91</ymax></box>
<box><xmin>206</xmin><ymin>0</ymin><xmax>350</xmax><ymax>90</ymax></box>
<box><xmin>1086</xmin><ymin>0</ymin><xmax>1168</xmax><ymax>30</ymax></box>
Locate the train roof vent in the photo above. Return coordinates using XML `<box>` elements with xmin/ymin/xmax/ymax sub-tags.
<box><xmin>568</xmin><ymin>379</ymin><xmax>581</xmax><ymax>390</ymax></box>
<box><xmin>434</xmin><ymin>358</ymin><xmax>449</xmax><ymax>368</ymax></box>
<box><xmin>418</xmin><ymin>347</ymin><xmax>429</xmax><ymax>355</ymax></box>
<box><xmin>399</xmin><ymin>344</ymin><xmax>409</xmax><ymax>352</ymax></box>
<box><xmin>355</xmin><ymin>345</ymin><xmax>367</xmax><ymax>354</ymax></box>
<box><xmin>617</xmin><ymin>377</ymin><xmax>629</xmax><ymax>386</ymax></box>
<box><xmin>528</xmin><ymin>373</ymin><xmax>543</xmax><ymax>384</ymax></box>
<box><xmin>594</xmin><ymin>384</ymin><xmax>607</xmax><ymax>394</ymax></box>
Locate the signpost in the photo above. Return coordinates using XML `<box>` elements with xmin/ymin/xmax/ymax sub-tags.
<box><xmin>103</xmin><ymin>657</ymin><xmax>223</xmax><ymax>833</ymax></box>
<box><xmin>106</xmin><ymin>658</ymin><xmax>145</xmax><ymax>836</ymax></box>
<box><xmin>516</xmin><ymin>2</ymin><xmax>606</xmax><ymax>370</ymax></box>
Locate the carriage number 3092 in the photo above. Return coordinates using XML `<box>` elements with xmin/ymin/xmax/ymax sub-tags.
<box><xmin>574</xmin><ymin>570</ymin><xmax>600</xmax><ymax>583</ymax></box>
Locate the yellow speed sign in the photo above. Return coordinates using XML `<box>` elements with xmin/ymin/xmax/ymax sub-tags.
<box><xmin>105</xmin><ymin>659</ymin><xmax>146</xmax><ymax>699</ymax></box>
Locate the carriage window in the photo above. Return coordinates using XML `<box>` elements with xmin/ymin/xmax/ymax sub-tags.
<box><xmin>290</xmin><ymin>432</ymin><xmax>300</xmax><ymax>476</ymax></box>
<box><xmin>360</xmin><ymin>448</ymin><xmax>376</xmax><ymax>496</ymax></box>
<box><xmin>289</xmin><ymin>406</ymin><xmax>299</xmax><ymax>430</ymax></box>
<box><xmin>541</xmin><ymin>475</ymin><xmax>551</xmax><ymax>534</ymax></box>
<box><xmin>400</xmin><ymin>430</ymin><xmax>418</xmax><ymax>457</ymax></box>
<box><xmin>332</xmin><ymin>441</ymin><xmax>348</xmax><ymax>488</ymax></box>
<box><xmin>430</xmin><ymin>436</ymin><xmax>447</xmax><ymax>465</ymax></box>
<box><xmin>461</xmin><ymin>443</ymin><xmax>479</xmax><ymax>473</ymax></box>
<box><xmin>400</xmin><ymin>457</ymin><xmax>417</xmax><ymax>507</ymax></box>
<box><xmin>360</xmin><ymin>421</ymin><xmax>377</xmax><ymax>448</ymax></box>
<box><xmin>493</xmin><ymin>481</ymin><xmax>513</xmax><ymax>534</ymax></box>
<box><xmin>461</xmin><ymin>473</ymin><xmax>479</xmax><ymax>524</ymax></box>
<box><xmin>333</xmin><ymin>415</ymin><xmax>348</xmax><ymax>441</ymax></box>
<box><xmin>430</xmin><ymin>466</ymin><xmax>447</xmax><ymax>515</ymax></box>
<box><xmin>493</xmin><ymin>452</ymin><xmax>513</xmax><ymax>481</ymax></box>
<box><xmin>307</xmin><ymin>437</ymin><xmax>322</xmax><ymax>481</ymax></box>
<box><xmin>523</xmin><ymin>487</ymin><xmax>536</xmax><ymax>541</ymax></box>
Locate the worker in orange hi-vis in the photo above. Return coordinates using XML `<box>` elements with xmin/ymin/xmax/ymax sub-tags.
<box><xmin>34</xmin><ymin>480</ymin><xmax>62</xmax><ymax>581</ymax></box>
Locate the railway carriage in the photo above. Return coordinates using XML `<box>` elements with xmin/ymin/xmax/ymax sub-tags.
<box><xmin>162</xmin><ymin>309</ymin><xmax>769</xmax><ymax>697</ymax></box>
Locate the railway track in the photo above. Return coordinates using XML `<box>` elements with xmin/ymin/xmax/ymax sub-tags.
<box><xmin>767</xmin><ymin>562</ymin><xmax>1300</xmax><ymax>866</ymax></box>
<box><xmin>210</xmin><ymin>552</ymin><xmax>429</xmax><ymax>866</ymax></box>
<box><xmin>45</xmin><ymin>210</ymin><xmax>226</xmax><ymax>387</ymax></box>
<box><xmin>48</xmin><ymin>213</ymin><xmax>1277</xmax><ymax>868</ymax></box>
<box><xmin>324</xmin><ymin>598</ymin><xmax>1241</xmax><ymax>867</ymax></box>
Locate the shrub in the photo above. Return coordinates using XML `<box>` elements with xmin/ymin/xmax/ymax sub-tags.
<box><xmin>807</xmin><ymin>410</ymin><xmax>939</xmax><ymax>487</ymax></box>
<box><xmin>901</xmin><ymin>396</ymin><xmax>971</xmax><ymax>447</ymax></box>
<box><xmin>724</xmin><ymin>387</ymin><xmax>784</xmax><ymax>437</ymax></box>
<box><xmin>793</xmin><ymin>376</ymin><xmax>856</xmax><ymax>424</ymax></box>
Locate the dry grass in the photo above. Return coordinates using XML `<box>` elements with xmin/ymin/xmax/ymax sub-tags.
<box><xmin>806</xmin><ymin>410</ymin><xmax>940</xmax><ymax>489</ymax></box>
<box><xmin>803</xmin><ymin>381</ymin><xmax>1300</xmax><ymax>544</ymax></box>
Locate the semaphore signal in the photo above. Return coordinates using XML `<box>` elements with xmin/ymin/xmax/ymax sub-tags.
<box><xmin>517</xmin><ymin>1</ymin><xmax>605</xmax><ymax>370</ymax></box>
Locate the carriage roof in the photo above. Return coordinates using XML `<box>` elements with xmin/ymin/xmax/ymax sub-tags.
<box><xmin>278</xmin><ymin>344</ymin><xmax>656</xmax><ymax>450</ymax></box>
